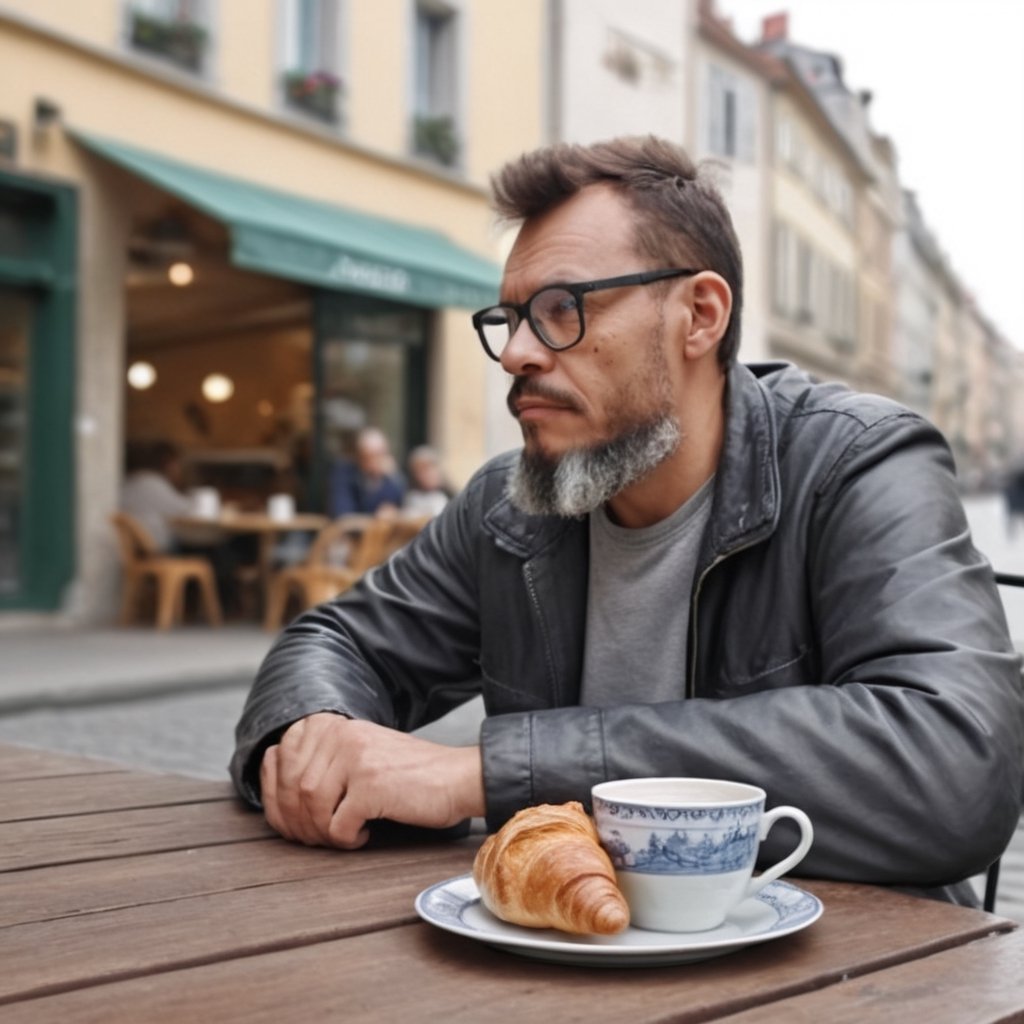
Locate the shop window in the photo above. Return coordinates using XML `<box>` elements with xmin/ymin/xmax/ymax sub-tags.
<box><xmin>0</xmin><ymin>290</ymin><xmax>30</xmax><ymax>595</ymax></box>
<box><xmin>0</xmin><ymin>173</ymin><xmax>76</xmax><ymax>611</ymax></box>
<box><xmin>125</xmin><ymin>0</ymin><xmax>211</xmax><ymax>75</ymax></box>
<box><xmin>412</xmin><ymin>1</ymin><xmax>461</xmax><ymax>168</ymax></box>
<box><xmin>280</xmin><ymin>0</ymin><xmax>345</xmax><ymax>126</ymax></box>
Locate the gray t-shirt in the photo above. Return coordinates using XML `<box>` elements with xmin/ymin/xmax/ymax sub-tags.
<box><xmin>580</xmin><ymin>476</ymin><xmax>715</xmax><ymax>707</ymax></box>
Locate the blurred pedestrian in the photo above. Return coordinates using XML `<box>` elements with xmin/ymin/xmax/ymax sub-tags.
<box><xmin>1004</xmin><ymin>460</ymin><xmax>1024</xmax><ymax>539</ymax></box>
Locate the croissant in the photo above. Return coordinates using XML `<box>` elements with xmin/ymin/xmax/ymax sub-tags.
<box><xmin>472</xmin><ymin>801</ymin><xmax>630</xmax><ymax>935</ymax></box>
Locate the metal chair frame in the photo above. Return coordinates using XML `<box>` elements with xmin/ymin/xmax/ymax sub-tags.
<box><xmin>985</xmin><ymin>570</ymin><xmax>1024</xmax><ymax>913</ymax></box>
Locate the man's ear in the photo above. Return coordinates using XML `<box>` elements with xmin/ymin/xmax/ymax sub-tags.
<box><xmin>683</xmin><ymin>272</ymin><xmax>732</xmax><ymax>361</ymax></box>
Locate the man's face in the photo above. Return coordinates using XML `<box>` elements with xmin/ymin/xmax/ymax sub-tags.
<box><xmin>357</xmin><ymin>434</ymin><xmax>391</xmax><ymax>478</ymax></box>
<box><xmin>499</xmin><ymin>186</ymin><xmax>684</xmax><ymax>515</ymax></box>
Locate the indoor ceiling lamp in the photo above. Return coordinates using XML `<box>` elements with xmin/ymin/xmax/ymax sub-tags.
<box><xmin>202</xmin><ymin>373</ymin><xmax>234</xmax><ymax>403</ymax></box>
<box><xmin>168</xmin><ymin>261</ymin><xmax>194</xmax><ymax>286</ymax></box>
<box><xmin>126</xmin><ymin>361</ymin><xmax>157</xmax><ymax>390</ymax></box>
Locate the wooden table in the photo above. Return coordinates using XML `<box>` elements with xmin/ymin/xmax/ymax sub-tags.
<box><xmin>172</xmin><ymin>511</ymin><xmax>329</xmax><ymax>606</ymax></box>
<box><xmin>3</xmin><ymin>742</ymin><xmax>1022</xmax><ymax>1023</ymax></box>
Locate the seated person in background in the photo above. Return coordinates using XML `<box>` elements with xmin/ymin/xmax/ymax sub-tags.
<box><xmin>327</xmin><ymin>427</ymin><xmax>405</xmax><ymax>517</ymax></box>
<box><xmin>232</xmin><ymin>136</ymin><xmax>1023</xmax><ymax>907</ymax></box>
<box><xmin>402</xmin><ymin>445</ymin><xmax>455</xmax><ymax>518</ymax></box>
<box><xmin>121</xmin><ymin>440</ymin><xmax>245</xmax><ymax>609</ymax></box>
<box><xmin>120</xmin><ymin>441</ymin><xmax>192</xmax><ymax>551</ymax></box>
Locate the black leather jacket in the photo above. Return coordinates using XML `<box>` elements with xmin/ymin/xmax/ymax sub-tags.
<box><xmin>233</xmin><ymin>362</ymin><xmax>1023</xmax><ymax>895</ymax></box>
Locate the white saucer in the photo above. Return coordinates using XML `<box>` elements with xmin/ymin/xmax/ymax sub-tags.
<box><xmin>415</xmin><ymin>873</ymin><xmax>823</xmax><ymax>967</ymax></box>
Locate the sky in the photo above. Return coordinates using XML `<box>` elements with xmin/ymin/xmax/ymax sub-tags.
<box><xmin>719</xmin><ymin>0</ymin><xmax>1024</xmax><ymax>350</ymax></box>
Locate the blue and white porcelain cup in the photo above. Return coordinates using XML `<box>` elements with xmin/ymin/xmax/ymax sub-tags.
<box><xmin>591</xmin><ymin>778</ymin><xmax>814</xmax><ymax>932</ymax></box>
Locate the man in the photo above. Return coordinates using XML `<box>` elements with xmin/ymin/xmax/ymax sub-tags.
<box><xmin>232</xmin><ymin>136</ymin><xmax>1023</xmax><ymax>903</ymax></box>
<box><xmin>327</xmin><ymin>427</ymin><xmax>405</xmax><ymax>517</ymax></box>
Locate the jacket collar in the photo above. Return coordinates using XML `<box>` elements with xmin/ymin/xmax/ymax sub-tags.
<box><xmin>483</xmin><ymin>360</ymin><xmax>783</xmax><ymax>560</ymax></box>
<box><xmin>706</xmin><ymin>361</ymin><xmax>782</xmax><ymax>556</ymax></box>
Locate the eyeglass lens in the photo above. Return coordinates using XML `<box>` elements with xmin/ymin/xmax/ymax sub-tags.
<box><xmin>479</xmin><ymin>287</ymin><xmax>582</xmax><ymax>357</ymax></box>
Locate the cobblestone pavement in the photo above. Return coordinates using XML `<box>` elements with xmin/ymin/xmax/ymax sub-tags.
<box><xmin>0</xmin><ymin>494</ymin><xmax>1020</xmax><ymax>920</ymax></box>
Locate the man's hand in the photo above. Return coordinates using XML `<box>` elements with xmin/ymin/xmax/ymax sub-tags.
<box><xmin>259</xmin><ymin>712</ymin><xmax>485</xmax><ymax>849</ymax></box>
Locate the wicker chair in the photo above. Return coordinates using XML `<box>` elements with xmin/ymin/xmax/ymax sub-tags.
<box><xmin>110</xmin><ymin>512</ymin><xmax>223</xmax><ymax>630</ymax></box>
<box><xmin>262</xmin><ymin>514</ymin><xmax>432</xmax><ymax>632</ymax></box>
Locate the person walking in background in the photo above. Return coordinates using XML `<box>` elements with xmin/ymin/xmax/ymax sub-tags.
<box><xmin>327</xmin><ymin>427</ymin><xmax>405</xmax><ymax>517</ymax></box>
<box><xmin>1004</xmin><ymin>460</ymin><xmax>1024</xmax><ymax>539</ymax></box>
<box><xmin>402</xmin><ymin>445</ymin><xmax>454</xmax><ymax>517</ymax></box>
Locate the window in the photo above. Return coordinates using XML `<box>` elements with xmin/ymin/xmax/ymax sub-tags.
<box><xmin>126</xmin><ymin>1</ymin><xmax>210</xmax><ymax>74</ymax></box>
<box><xmin>281</xmin><ymin>0</ymin><xmax>344</xmax><ymax>125</ymax></box>
<box><xmin>706</xmin><ymin>65</ymin><xmax>755</xmax><ymax>162</ymax></box>
<box><xmin>796</xmin><ymin>238</ymin><xmax>814</xmax><ymax>323</ymax></box>
<box><xmin>314</xmin><ymin>294</ymin><xmax>429</xmax><ymax>510</ymax></box>
<box><xmin>0</xmin><ymin>289</ymin><xmax>29</xmax><ymax>595</ymax></box>
<box><xmin>775</xmin><ymin>117</ymin><xmax>794</xmax><ymax>168</ymax></box>
<box><xmin>0</xmin><ymin>173</ymin><xmax>76</xmax><ymax>611</ymax></box>
<box><xmin>772</xmin><ymin>221</ymin><xmax>793</xmax><ymax>315</ymax></box>
<box><xmin>413</xmin><ymin>2</ymin><xmax>460</xmax><ymax>167</ymax></box>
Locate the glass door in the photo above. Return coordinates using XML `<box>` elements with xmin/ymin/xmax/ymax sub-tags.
<box><xmin>313</xmin><ymin>292</ymin><xmax>429</xmax><ymax>512</ymax></box>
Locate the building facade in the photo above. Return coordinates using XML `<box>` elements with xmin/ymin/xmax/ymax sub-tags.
<box><xmin>0</xmin><ymin>0</ymin><xmax>545</xmax><ymax>622</ymax></box>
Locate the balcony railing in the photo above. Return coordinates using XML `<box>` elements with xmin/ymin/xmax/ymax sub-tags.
<box><xmin>283</xmin><ymin>70</ymin><xmax>342</xmax><ymax>125</ymax></box>
<box><xmin>413</xmin><ymin>114</ymin><xmax>459</xmax><ymax>168</ymax></box>
<box><xmin>129</xmin><ymin>10</ymin><xmax>208</xmax><ymax>73</ymax></box>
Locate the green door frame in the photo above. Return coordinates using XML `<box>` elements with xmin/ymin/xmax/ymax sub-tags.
<box><xmin>0</xmin><ymin>171</ymin><xmax>77</xmax><ymax>610</ymax></box>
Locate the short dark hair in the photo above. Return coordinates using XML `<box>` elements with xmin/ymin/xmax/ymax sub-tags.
<box><xmin>491</xmin><ymin>135</ymin><xmax>744</xmax><ymax>366</ymax></box>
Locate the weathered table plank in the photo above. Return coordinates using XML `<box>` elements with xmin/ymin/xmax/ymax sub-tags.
<box><xmin>0</xmin><ymin>842</ymin><xmax>478</xmax><ymax>1005</ymax></box>
<box><xmin>0</xmin><ymin>743</ymin><xmax>128</xmax><ymax>781</ymax></box>
<box><xmin>0</xmin><ymin>837</ymin><xmax>476</xmax><ymax>928</ymax></box>
<box><xmin>713</xmin><ymin>927</ymin><xmax>1024</xmax><ymax>1022</ymax></box>
<box><xmin>0</xmin><ymin>800</ymin><xmax>274</xmax><ymax>872</ymax></box>
<box><xmin>4</xmin><ymin>892</ymin><xmax>1015</xmax><ymax>1019</ymax></box>
<box><xmin>0</xmin><ymin>772</ymin><xmax>235</xmax><ymax>823</ymax></box>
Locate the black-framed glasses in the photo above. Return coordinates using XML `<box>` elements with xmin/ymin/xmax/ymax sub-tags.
<box><xmin>471</xmin><ymin>267</ymin><xmax>701</xmax><ymax>361</ymax></box>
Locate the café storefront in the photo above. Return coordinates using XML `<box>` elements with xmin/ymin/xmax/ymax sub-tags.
<box><xmin>0</xmin><ymin>132</ymin><xmax>500</xmax><ymax>614</ymax></box>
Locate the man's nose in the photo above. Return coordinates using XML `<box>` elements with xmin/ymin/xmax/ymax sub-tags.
<box><xmin>499</xmin><ymin>318</ymin><xmax>555</xmax><ymax>376</ymax></box>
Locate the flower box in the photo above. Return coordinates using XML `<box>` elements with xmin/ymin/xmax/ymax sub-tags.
<box><xmin>129</xmin><ymin>10</ymin><xmax>207</xmax><ymax>73</ymax></box>
<box><xmin>413</xmin><ymin>115</ymin><xmax>459</xmax><ymax>167</ymax></box>
<box><xmin>284</xmin><ymin>70</ymin><xmax>342</xmax><ymax>125</ymax></box>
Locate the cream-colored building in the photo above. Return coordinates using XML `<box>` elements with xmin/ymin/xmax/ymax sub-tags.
<box><xmin>762</xmin><ymin>62</ymin><xmax>866</xmax><ymax>386</ymax></box>
<box><xmin>0</xmin><ymin>0</ymin><xmax>545</xmax><ymax>623</ymax></box>
<box><xmin>688</xmin><ymin>2</ymin><xmax>771</xmax><ymax>362</ymax></box>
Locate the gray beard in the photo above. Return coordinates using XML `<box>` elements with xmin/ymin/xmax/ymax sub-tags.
<box><xmin>505</xmin><ymin>415</ymin><xmax>681</xmax><ymax>518</ymax></box>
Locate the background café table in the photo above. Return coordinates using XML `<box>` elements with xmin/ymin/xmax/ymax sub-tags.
<box><xmin>2</xmin><ymin>742</ymin><xmax>1021</xmax><ymax>1023</ymax></box>
<box><xmin>171</xmin><ymin>509</ymin><xmax>328</xmax><ymax>602</ymax></box>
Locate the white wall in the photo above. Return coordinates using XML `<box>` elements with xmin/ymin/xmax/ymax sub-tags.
<box><xmin>556</xmin><ymin>0</ymin><xmax>691</xmax><ymax>146</ymax></box>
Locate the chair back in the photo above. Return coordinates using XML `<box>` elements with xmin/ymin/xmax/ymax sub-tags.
<box><xmin>348</xmin><ymin>518</ymin><xmax>402</xmax><ymax>575</ymax></box>
<box><xmin>304</xmin><ymin>515</ymin><xmax>372</xmax><ymax>568</ymax></box>
<box><xmin>390</xmin><ymin>514</ymin><xmax>433</xmax><ymax>549</ymax></box>
<box><xmin>985</xmin><ymin>569</ymin><xmax>1024</xmax><ymax>914</ymax></box>
<box><xmin>111</xmin><ymin>512</ymin><xmax>160</xmax><ymax>564</ymax></box>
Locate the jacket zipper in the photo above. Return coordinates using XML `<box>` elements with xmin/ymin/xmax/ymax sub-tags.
<box><xmin>687</xmin><ymin>538</ymin><xmax>765</xmax><ymax>699</ymax></box>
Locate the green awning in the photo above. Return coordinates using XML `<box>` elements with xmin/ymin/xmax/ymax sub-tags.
<box><xmin>71</xmin><ymin>130</ymin><xmax>500</xmax><ymax>309</ymax></box>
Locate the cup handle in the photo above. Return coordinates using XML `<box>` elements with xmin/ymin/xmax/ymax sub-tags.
<box><xmin>743</xmin><ymin>806</ymin><xmax>814</xmax><ymax>900</ymax></box>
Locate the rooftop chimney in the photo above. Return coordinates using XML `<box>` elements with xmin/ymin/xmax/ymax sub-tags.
<box><xmin>761</xmin><ymin>12</ymin><xmax>789</xmax><ymax>42</ymax></box>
